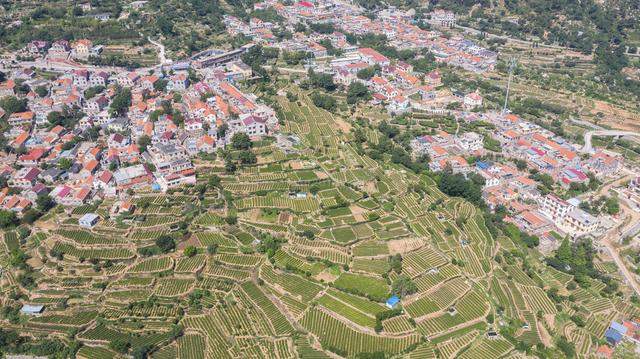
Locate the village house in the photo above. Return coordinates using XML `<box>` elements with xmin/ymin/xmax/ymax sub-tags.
<box><xmin>0</xmin><ymin>79</ymin><xmax>16</xmax><ymax>97</ymax></box>
<box><xmin>47</xmin><ymin>40</ymin><xmax>71</xmax><ymax>59</ymax></box>
<box><xmin>71</xmin><ymin>39</ymin><xmax>93</xmax><ymax>60</ymax></box>
<box><xmin>9</xmin><ymin>167</ymin><xmax>41</xmax><ymax>188</ymax></box>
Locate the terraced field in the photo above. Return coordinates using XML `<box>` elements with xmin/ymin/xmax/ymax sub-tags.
<box><xmin>1</xmin><ymin>89</ymin><xmax>633</xmax><ymax>359</ymax></box>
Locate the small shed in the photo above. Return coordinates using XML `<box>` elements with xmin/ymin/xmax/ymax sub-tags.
<box><xmin>20</xmin><ymin>304</ymin><xmax>44</xmax><ymax>315</ymax></box>
<box><xmin>79</xmin><ymin>213</ymin><xmax>99</xmax><ymax>228</ymax></box>
<box><xmin>386</xmin><ymin>295</ymin><xmax>400</xmax><ymax>309</ymax></box>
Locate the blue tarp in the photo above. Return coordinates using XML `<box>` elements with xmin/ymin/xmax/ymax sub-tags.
<box><xmin>386</xmin><ymin>296</ymin><xmax>400</xmax><ymax>308</ymax></box>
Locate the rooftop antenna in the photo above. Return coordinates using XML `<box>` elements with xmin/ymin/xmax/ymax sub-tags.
<box><xmin>502</xmin><ymin>57</ymin><xmax>518</xmax><ymax>114</ymax></box>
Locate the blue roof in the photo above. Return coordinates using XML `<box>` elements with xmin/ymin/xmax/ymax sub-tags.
<box><xmin>610</xmin><ymin>321</ymin><xmax>628</xmax><ymax>335</ymax></box>
<box><xmin>79</xmin><ymin>213</ymin><xmax>99</xmax><ymax>222</ymax></box>
<box><xmin>476</xmin><ymin>161</ymin><xmax>491</xmax><ymax>170</ymax></box>
<box><xmin>21</xmin><ymin>304</ymin><xmax>44</xmax><ymax>313</ymax></box>
<box><xmin>152</xmin><ymin>183</ymin><xmax>161</xmax><ymax>191</ymax></box>
<box><xmin>386</xmin><ymin>296</ymin><xmax>400</xmax><ymax>306</ymax></box>
<box><xmin>605</xmin><ymin>328</ymin><xmax>623</xmax><ymax>344</ymax></box>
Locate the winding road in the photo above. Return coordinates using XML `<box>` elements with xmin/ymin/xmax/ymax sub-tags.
<box><xmin>147</xmin><ymin>36</ymin><xmax>170</xmax><ymax>66</ymax></box>
<box><xmin>581</xmin><ymin>130</ymin><xmax>640</xmax><ymax>154</ymax></box>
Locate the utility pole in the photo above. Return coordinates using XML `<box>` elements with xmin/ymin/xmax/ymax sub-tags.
<box><xmin>502</xmin><ymin>57</ymin><xmax>517</xmax><ymax>114</ymax></box>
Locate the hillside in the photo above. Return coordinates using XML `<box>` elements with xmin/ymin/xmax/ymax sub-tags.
<box><xmin>0</xmin><ymin>89</ymin><xmax>634</xmax><ymax>358</ymax></box>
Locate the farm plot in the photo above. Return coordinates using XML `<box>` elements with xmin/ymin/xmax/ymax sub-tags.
<box><xmin>236</xmin><ymin>196</ymin><xmax>320</xmax><ymax>212</ymax></box>
<box><xmin>273</xmin><ymin>249</ymin><xmax>322</xmax><ymax>275</ymax></box>
<box><xmin>206</xmin><ymin>264</ymin><xmax>251</xmax><ymax>281</ymax></box>
<box><xmin>402</xmin><ymin>246</ymin><xmax>449</xmax><ymax>277</ymax></box>
<box><xmin>352</xmin><ymin>258</ymin><xmax>390</xmax><ymax>275</ymax></box>
<box><xmin>215</xmin><ymin>253</ymin><xmax>262</xmax><ymax>267</ymax></box>
<box><xmin>519</xmin><ymin>285</ymin><xmax>557</xmax><ymax>314</ymax></box>
<box><xmin>175</xmin><ymin>255</ymin><xmax>206</xmax><ymax>273</ymax></box>
<box><xmin>414</xmin><ymin>264</ymin><xmax>461</xmax><ymax>293</ymax></box>
<box><xmin>240</xmin><ymin>281</ymin><xmax>295</xmax><ymax>335</ymax></box>
<box><xmin>130</xmin><ymin>229</ymin><xmax>168</xmax><ymax>240</ymax></box>
<box><xmin>436</xmin><ymin>330</ymin><xmax>478</xmax><ymax>359</ymax></box>
<box><xmin>52</xmin><ymin>242</ymin><xmax>134</xmax><ymax>260</ymax></box>
<box><xmin>193</xmin><ymin>213</ymin><xmax>225</xmax><ymax>226</ymax></box>
<box><xmin>317</xmin><ymin>294</ymin><xmax>376</xmax><ymax>327</ymax></box>
<box><xmin>181</xmin><ymin>315</ymin><xmax>232</xmax><ymax>359</ymax></box>
<box><xmin>76</xmin><ymin>346</ymin><xmax>117</xmax><ymax>359</ymax></box>
<box><xmin>330</xmin><ymin>226</ymin><xmax>357</xmax><ymax>243</ymax></box>
<box><xmin>109</xmin><ymin>277</ymin><xmax>153</xmax><ymax>288</ymax></box>
<box><xmin>458</xmin><ymin>337</ymin><xmax>513</xmax><ymax>359</ymax></box>
<box><xmin>154</xmin><ymin>278</ymin><xmax>195</xmax><ymax>297</ymax></box>
<box><xmin>301</xmin><ymin>308</ymin><xmax>421</xmax><ymax>356</ymax></box>
<box><xmin>416</xmin><ymin>289</ymin><xmax>489</xmax><ymax>336</ymax></box>
<box><xmin>383</xmin><ymin>315</ymin><xmax>415</xmax><ymax>333</ymax></box>
<box><xmin>128</xmin><ymin>257</ymin><xmax>173</xmax><ymax>273</ymax></box>
<box><xmin>195</xmin><ymin>232</ymin><xmax>237</xmax><ymax>247</ymax></box>
<box><xmin>55</xmin><ymin>229</ymin><xmax>124</xmax><ymax>246</ymax></box>
<box><xmin>261</xmin><ymin>265</ymin><xmax>323</xmax><ymax>302</ymax></box>
<box><xmin>326</xmin><ymin>288</ymin><xmax>387</xmax><ymax>316</ymax></box>
<box><xmin>177</xmin><ymin>333</ymin><xmax>205</xmax><ymax>359</ymax></box>
<box><xmin>333</xmin><ymin>273</ymin><xmax>389</xmax><ymax>302</ymax></box>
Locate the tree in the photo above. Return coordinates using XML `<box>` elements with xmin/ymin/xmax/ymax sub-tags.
<box><xmin>0</xmin><ymin>210</ymin><xmax>18</xmax><ymax>229</ymax></box>
<box><xmin>207</xmin><ymin>175</ymin><xmax>221</xmax><ymax>188</ymax></box>
<box><xmin>311</xmin><ymin>93</ymin><xmax>336</xmax><ymax>111</ymax></box>
<box><xmin>605</xmin><ymin>197</ymin><xmax>620</xmax><ymax>215</ymax></box>
<box><xmin>0</xmin><ymin>96</ymin><xmax>28</xmax><ymax>116</ymax></box>
<box><xmin>346</xmin><ymin>82</ymin><xmax>372</xmax><ymax>104</ymax></box>
<box><xmin>155</xmin><ymin>235</ymin><xmax>175</xmax><ymax>253</ymax></box>
<box><xmin>109</xmin><ymin>339</ymin><xmax>131</xmax><ymax>353</ymax></box>
<box><xmin>109</xmin><ymin>87</ymin><xmax>132</xmax><ymax>117</ymax></box>
<box><xmin>231</xmin><ymin>132</ymin><xmax>252</xmax><ymax>150</ymax></box>
<box><xmin>35</xmin><ymin>85</ymin><xmax>48</xmax><ymax>98</ymax></box>
<box><xmin>308</xmin><ymin>69</ymin><xmax>336</xmax><ymax>91</ymax></box>
<box><xmin>153</xmin><ymin>79</ymin><xmax>168</xmax><ymax>92</ymax></box>
<box><xmin>556</xmin><ymin>336</ymin><xmax>576</xmax><ymax>358</ymax></box>
<box><xmin>392</xmin><ymin>275</ymin><xmax>417</xmax><ymax>297</ymax></box>
<box><xmin>22</xmin><ymin>209</ymin><xmax>40</xmax><ymax>224</ymax></box>
<box><xmin>36</xmin><ymin>194</ymin><xmax>55</xmax><ymax>212</ymax></box>
<box><xmin>58</xmin><ymin>158</ymin><xmax>73</xmax><ymax>170</ymax></box>
<box><xmin>225</xmin><ymin>160</ymin><xmax>237</xmax><ymax>174</ymax></box>
<box><xmin>207</xmin><ymin>244</ymin><xmax>218</xmax><ymax>255</ymax></box>
<box><xmin>239</xmin><ymin>150</ymin><xmax>257</xmax><ymax>164</ymax></box>
<box><xmin>357</xmin><ymin>65</ymin><xmax>380</xmax><ymax>80</ymax></box>
<box><xmin>132</xmin><ymin>344</ymin><xmax>152</xmax><ymax>359</ymax></box>
<box><xmin>138</xmin><ymin>135</ymin><xmax>151</xmax><ymax>153</ymax></box>
<box><xmin>389</xmin><ymin>254</ymin><xmax>402</xmax><ymax>274</ymax></box>
<box><xmin>556</xmin><ymin>238</ymin><xmax>572</xmax><ymax>264</ymax></box>
<box><xmin>184</xmin><ymin>246</ymin><xmax>197</xmax><ymax>257</ymax></box>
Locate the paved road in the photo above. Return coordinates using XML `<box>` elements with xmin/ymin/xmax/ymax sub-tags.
<box><xmin>147</xmin><ymin>37</ymin><xmax>170</xmax><ymax>66</ymax></box>
<box><xmin>581</xmin><ymin>130</ymin><xmax>640</xmax><ymax>154</ymax></box>
<box><xmin>569</xmin><ymin>118</ymin><xmax>605</xmax><ymax>131</ymax></box>
<box><xmin>454</xmin><ymin>24</ymin><xmax>640</xmax><ymax>58</ymax></box>
<box><xmin>601</xmin><ymin>205</ymin><xmax>640</xmax><ymax>297</ymax></box>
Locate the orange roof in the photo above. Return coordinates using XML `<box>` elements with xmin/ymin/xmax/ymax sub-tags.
<box><xmin>505</xmin><ymin>114</ymin><xmax>519</xmax><ymax>122</ymax></box>
<box><xmin>522</xmin><ymin>211</ymin><xmax>545</xmax><ymax>227</ymax></box>
<box><xmin>503</xmin><ymin>130</ymin><xmax>519</xmax><ymax>139</ymax></box>
<box><xmin>431</xmin><ymin>145</ymin><xmax>448</xmax><ymax>156</ymax></box>
<box><xmin>11</xmin><ymin>111</ymin><xmax>34</xmax><ymax>120</ymax></box>
<box><xmin>84</xmin><ymin>159</ymin><xmax>99</xmax><ymax>172</ymax></box>
<box><xmin>13</xmin><ymin>132</ymin><xmax>29</xmax><ymax>147</ymax></box>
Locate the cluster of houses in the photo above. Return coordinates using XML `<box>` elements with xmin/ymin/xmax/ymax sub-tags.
<box><xmin>223</xmin><ymin>0</ymin><xmax>492</xmax><ymax>115</ymax></box>
<box><xmin>597</xmin><ymin>320</ymin><xmax>640</xmax><ymax>358</ymax></box>
<box><xmin>0</xmin><ymin>53</ymin><xmax>278</xmax><ymax>216</ymax></box>
<box><xmin>226</xmin><ymin>0</ymin><xmax>496</xmax><ymax>73</ymax></box>
<box><xmin>25</xmin><ymin>38</ymin><xmax>103</xmax><ymax>61</ymax></box>
<box><xmin>410</xmin><ymin>111</ymin><xmax>624</xmax><ymax>248</ymax></box>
